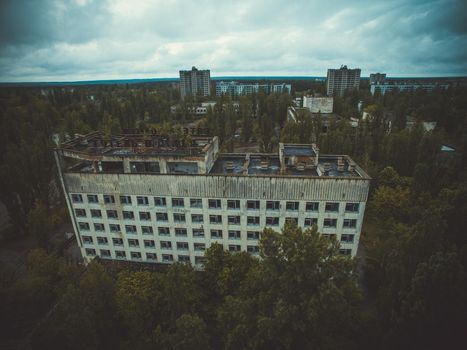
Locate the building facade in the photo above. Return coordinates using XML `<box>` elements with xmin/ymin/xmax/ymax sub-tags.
<box><xmin>55</xmin><ymin>132</ymin><xmax>370</xmax><ymax>267</ymax></box>
<box><xmin>179</xmin><ymin>66</ymin><xmax>211</xmax><ymax>98</ymax></box>
<box><xmin>370</xmin><ymin>82</ymin><xmax>449</xmax><ymax>95</ymax></box>
<box><xmin>369</xmin><ymin>73</ymin><xmax>386</xmax><ymax>85</ymax></box>
<box><xmin>216</xmin><ymin>81</ymin><xmax>291</xmax><ymax>96</ymax></box>
<box><xmin>303</xmin><ymin>95</ymin><xmax>334</xmax><ymax>113</ymax></box>
<box><xmin>326</xmin><ymin>65</ymin><xmax>361</xmax><ymax>96</ymax></box>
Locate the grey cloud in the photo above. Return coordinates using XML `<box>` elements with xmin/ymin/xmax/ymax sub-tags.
<box><xmin>0</xmin><ymin>0</ymin><xmax>466</xmax><ymax>81</ymax></box>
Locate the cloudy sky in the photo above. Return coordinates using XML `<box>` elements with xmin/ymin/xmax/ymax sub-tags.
<box><xmin>0</xmin><ymin>0</ymin><xmax>466</xmax><ymax>82</ymax></box>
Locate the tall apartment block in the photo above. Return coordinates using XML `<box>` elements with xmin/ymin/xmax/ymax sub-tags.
<box><xmin>55</xmin><ymin>131</ymin><xmax>370</xmax><ymax>266</ymax></box>
<box><xmin>179</xmin><ymin>66</ymin><xmax>211</xmax><ymax>98</ymax></box>
<box><xmin>326</xmin><ymin>65</ymin><xmax>361</xmax><ymax>96</ymax></box>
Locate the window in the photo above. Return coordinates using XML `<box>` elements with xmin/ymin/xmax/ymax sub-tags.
<box><xmin>306</xmin><ymin>202</ymin><xmax>319</xmax><ymax>212</ymax></box>
<box><xmin>343</xmin><ymin>219</ymin><xmax>357</xmax><ymax>228</ymax></box>
<box><xmin>266</xmin><ymin>217</ymin><xmax>279</xmax><ymax>226</ymax></box>
<box><xmin>339</xmin><ymin>249</ymin><xmax>352</xmax><ymax>256</ymax></box>
<box><xmin>71</xmin><ymin>194</ymin><xmax>83</xmax><ymax>203</ymax></box>
<box><xmin>173</xmin><ymin>213</ymin><xmax>186</xmax><ymax>223</ymax></box>
<box><xmin>104</xmin><ymin>195</ymin><xmax>115</xmax><ymax>204</ymax></box>
<box><xmin>109</xmin><ymin>224</ymin><xmax>121</xmax><ymax>233</ymax></box>
<box><xmin>247</xmin><ymin>231</ymin><xmax>260</xmax><ymax>240</ymax></box>
<box><xmin>323</xmin><ymin>218</ymin><xmax>337</xmax><ymax>228</ymax></box>
<box><xmin>208</xmin><ymin>199</ymin><xmax>222</xmax><ymax>209</ymax></box>
<box><xmin>194</xmin><ymin>243</ymin><xmax>206</xmax><ymax>251</ymax></box>
<box><xmin>304</xmin><ymin>218</ymin><xmax>318</xmax><ymax>227</ymax></box>
<box><xmin>78</xmin><ymin>222</ymin><xmax>90</xmax><ymax>231</ymax></box>
<box><xmin>341</xmin><ymin>234</ymin><xmax>355</xmax><ymax>243</ymax></box>
<box><xmin>345</xmin><ymin>203</ymin><xmax>359</xmax><ymax>213</ymax></box>
<box><xmin>325</xmin><ymin>202</ymin><xmax>339</xmax><ymax>212</ymax></box>
<box><xmin>190</xmin><ymin>198</ymin><xmax>202</xmax><ymax>208</ymax></box>
<box><xmin>87</xmin><ymin>194</ymin><xmax>98</xmax><ymax>203</ymax></box>
<box><xmin>247</xmin><ymin>245</ymin><xmax>259</xmax><ymax>253</ymax></box>
<box><xmin>123</xmin><ymin>211</ymin><xmax>134</xmax><ymax>220</ymax></box>
<box><xmin>141</xmin><ymin>226</ymin><xmax>153</xmax><ymax>235</ymax></box>
<box><xmin>191</xmin><ymin>214</ymin><xmax>204</xmax><ymax>223</ymax></box>
<box><xmin>131</xmin><ymin>252</ymin><xmax>142</xmax><ymax>260</ymax></box>
<box><xmin>112</xmin><ymin>238</ymin><xmax>123</xmax><ymax>246</ymax></box>
<box><xmin>156</xmin><ymin>212</ymin><xmax>168</xmax><ymax>221</ymax></box>
<box><xmin>75</xmin><ymin>208</ymin><xmax>86</xmax><ymax>217</ymax></box>
<box><xmin>137</xmin><ymin>196</ymin><xmax>149</xmax><ymax>205</ymax></box>
<box><xmin>178</xmin><ymin>255</ymin><xmax>190</xmax><ymax>263</ymax></box>
<box><xmin>286</xmin><ymin>201</ymin><xmax>299</xmax><ymax>211</ymax></box>
<box><xmin>82</xmin><ymin>236</ymin><xmax>93</xmax><ymax>244</ymax></box>
<box><xmin>94</xmin><ymin>223</ymin><xmax>105</xmax><ymax>232</ymax></box>
<box><xmin>227</xmin><ymin>199</ymin><xmax>240</xmax><ymax>210</ymax></box>
<box><xmin>210</xmin><ymin>230</ymin><xmax>223</xmax><ymax>239</ymax></box>
<box><xmin>85</xmin><ymin>248</ymin><xmax>96</xmax><ymax>256</ymax></box>
<box><xmin>154</xmin><ymin>197</ymin><xmax>166</xmax><ymax>207</ymax></box>
<box><xmin>266</xmin><ymin>201</ymin><xmax>280</xmax><ymax>210</ymax></box>
<box><xmin>247</xmin><ymin>216</ymin><xmax>260</xmax><ymax>226</ymax></box>
<box><xmin>128</xmin><ymin>239</ymin><xmax>139</xmax><ymax>247</ymax></box>
<box><xmin>146</xmin><ymin>253</ymin><xmax>157</xmax><ymax>261</ymax></box>
<box><xmin>139</xmin><ymin>212</ymin><xmax>151</xmax><ymax>221</ymax></box>
<box><xmin>177</xmin><ymin>242</ymin><xmax>189</xmax><ymax>250</ymax></box>
<box><xmin>229</xmin><ymin>244</ymin><xmax>241</xmax><ymax>252</ymax></box>
<box><xmin>195</xmin><ymin>256</ymin><xmax>206</xmax><ymax>265</ymax></box>
<box><xmin>228</xmin><ymin>215</ymin><xmax>241</xmax><ymax>225</ymax></box>
<box><xmin>125</xmin><ymin>225</ymin><xmax>137</xmax><ymax>234</ymax></box>
<box><xmin>158</xmin><ymin>227</ymin><xmax>170</xmax><ymax>236</ymax></box>
<box><xmin>144</xmin><ymin>240</ymin><xmax>156</xmax><ymax>248</ymax></box>
<box><xmin>120</xmin><ymin>195</ymin><xmax>132</xmax><ymax>205</ymax></box>
<box><xmin>161</xmin><ymin>241</ymin><xmax>172</xmax><ymax>249</ymax></box>
<box><xmin>175</xmin><ymin>228</ymin><xmax>188</xmax><ymax>237</ymax></box>
<box><xmin>115</xmin><ymin>250</ymin><xmax>126</xmax><ymax>259</ymax></box>
<box><xmin>100</xmin><ymin>249</ymin><xmax>111</xmax><ymax>258</ymax></box>
<box><xmin>322</xmin><ymin>233</ymin><xmax>337</xmax><ymax>240</ymax></box>
<box><xmin>193</xmin><ymin>229</ymin><xmax>205</xmax><ymax>238</ymax></box>
<box><xmin>106</xmin><ymin>210</ymin><xmax>118</xmax><ymax>219</ymax></box>
<box><xmin>172</xmin><ymin>198</ymin><xmax>185</xmax><ymax>208</ymax></box>
<box><xmin>285</xmin><ymin>217</ymin><xmax>298</xmax><ymax>225</ymax></box>
<box><xmin>91</xmin><ymin>209</ymin><xmax>102</xmax><ymax>218</ymax></box>
<box><xmin>229</xmin><ymin>230</ymin><xmax>241</xmax><ymax>240</ymax></box>
<box><xmin>247</xmin><ymin>200</ymin><xmax>260</xmax><ymax>210</ymax></box>
<box><xmin>97</xmin><ymin>237</ymin><xmax>108</xmax><ymax>245</ymax></box>
<box><xmin>209</xmin><ymin>215</ymin><xmax>222</xmax><ymax>224</ymax></box>
<box><xmin>162</xmin><ymin>254</ymin><xmax>174</xmax><ymax>262</ymax></box>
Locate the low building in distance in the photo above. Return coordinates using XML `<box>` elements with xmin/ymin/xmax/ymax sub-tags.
<box><xmin>55</xmin><ymin>131</ymin><xmax>370</xmax><ymax>266</ymax></box>
<box><xmin>216</xmin><ymin>81</ymin><xmax>291</xmax><ymax>96</ymax></box>
<box><xmin>326</xmin><ymin>65</ymin><xmax>361</xmax><ymax>96</ymax></box>
<box><xmin>179</xmin><ymin>66</ymin><xmax>211</xmax><ymax>98</ymax></box>
<box><xmin>303</xmin><ymin>95</ymin><xmax>333</xmax><ymax>113</ymax></box>
<box><xmin>369</xmin><ymin>74</ymin><xmax>450</xmax><ymax>95</ymax></box>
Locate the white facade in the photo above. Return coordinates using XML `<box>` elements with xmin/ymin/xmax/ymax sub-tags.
<box><xmin>370</xmin><ymin>82</ymin><xmax>449</xmax><ymax>95</ymax></box>
<box><xmin>56</xmin><ymin>133</ymin><xmax>370</xmax><ymax>267</ymax></box>
<box><xmin>216</xmin><ymin>81</ymin><xmax>291</xmax><ymax>96</ymax></box>
<box><xmin>303</xmin><ymin>96</ymin><xmax>334</xmax><ymax>113</ymax></box>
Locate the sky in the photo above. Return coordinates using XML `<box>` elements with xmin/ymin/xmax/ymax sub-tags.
<box><xmin>0</xmin><ymin>0</ymin><xmax>466</xmax><ymax>82</ymax></box>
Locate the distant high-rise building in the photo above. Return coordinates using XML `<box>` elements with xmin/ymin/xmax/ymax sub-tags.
<box><xmin>369</xmin><ymin>73</ymin><xmax>386</xmax><ymax>85</ymax></box>
<box><xmin>215</xmin><ymin>81</ymin><xmax>291</xmax><ymax>96</ymax></box>
<box><xmin>326</xmin><ymin>65</ymin><xmax>361</xmax><ymax>96</ymax></box>
<box><xmin>179</xmin><ymin>67</ymin><xmax>211</xmax><ymax>98</ymax></box>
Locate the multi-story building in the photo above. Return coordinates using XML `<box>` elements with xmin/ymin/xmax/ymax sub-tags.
<box><xmin>179</xmin><ymin>66</ymin><xmax>211</xmax><ymax>98</ymax></box>
<box><xmin>369</xmin><ymin>73</ymin><xmax>386</xmax><ymax>85</ymax></box>
<box><xmin>326</xmin><ymin>65</ymin><xmax>361</xmax><ymax>96</ymax></box>
<box><xmin>216</xmin><ymin>81</ymin><xmax>291</xmax><ymax>96</ymax></box>
<box><xmin>303</xmin><ymin>95</ymin><xmax>334</xmax><ymax>113</ymax></box>
<box><xmin>370</xmin><ymin>82</ymin><xmax>449</xmax><ymax>95</ymax></box>
<box><xmin>55</xmin><ymin>131</ymin><xmax>370</xmax><ymax>266</ymax></box>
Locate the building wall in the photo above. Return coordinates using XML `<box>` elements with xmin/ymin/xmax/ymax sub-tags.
<box><xmin>327</xmin><ymin>67</ymin><xmax>361</xmax><ymax>96</ymax></box>
<box><xmin>180</xmin><ymin>68</ymin><xmax>211</xmax><ymax>98</ymax></box>
<box><xmin>303</xmin><ymin>96</ymin><xmax>334</xmax><ymax>113</ymax></box>
<box><xmin>62</xmin><ymin>172</ymin><xmax>369</xmax><ymax>265</ymax></box>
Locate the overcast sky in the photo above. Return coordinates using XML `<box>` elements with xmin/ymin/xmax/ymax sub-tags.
<box><xmin>0</xmin><ymin>0</ymin><xmax>466</xmax><ymax>82</ymax></box>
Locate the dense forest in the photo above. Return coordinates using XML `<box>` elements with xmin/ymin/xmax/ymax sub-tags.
<box><xmin>0</xmin><ymin>82</ymin><xmax>466</xmax><ymax>349</ymax></box>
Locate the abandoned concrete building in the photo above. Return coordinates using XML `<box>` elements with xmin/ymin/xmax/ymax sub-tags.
<box><xmin>55</xmin><ymin>131</ymin><xmax>370</xmax><ymax>266</ymax></box>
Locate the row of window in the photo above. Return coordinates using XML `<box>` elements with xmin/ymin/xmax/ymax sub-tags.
<box><xmin>77</xmin><ymin>217</ymin><xmax>356</xmax><ymax>234</ymax></box>
<box><xmin>82</xmin><ymin>236</ymin><xmax>263</xmax><ymax>252</ymax></box>
<box><xmin>71</xmin><ymin>194</ymin><xmax>360</xmax><ymax>213</ymax></box>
